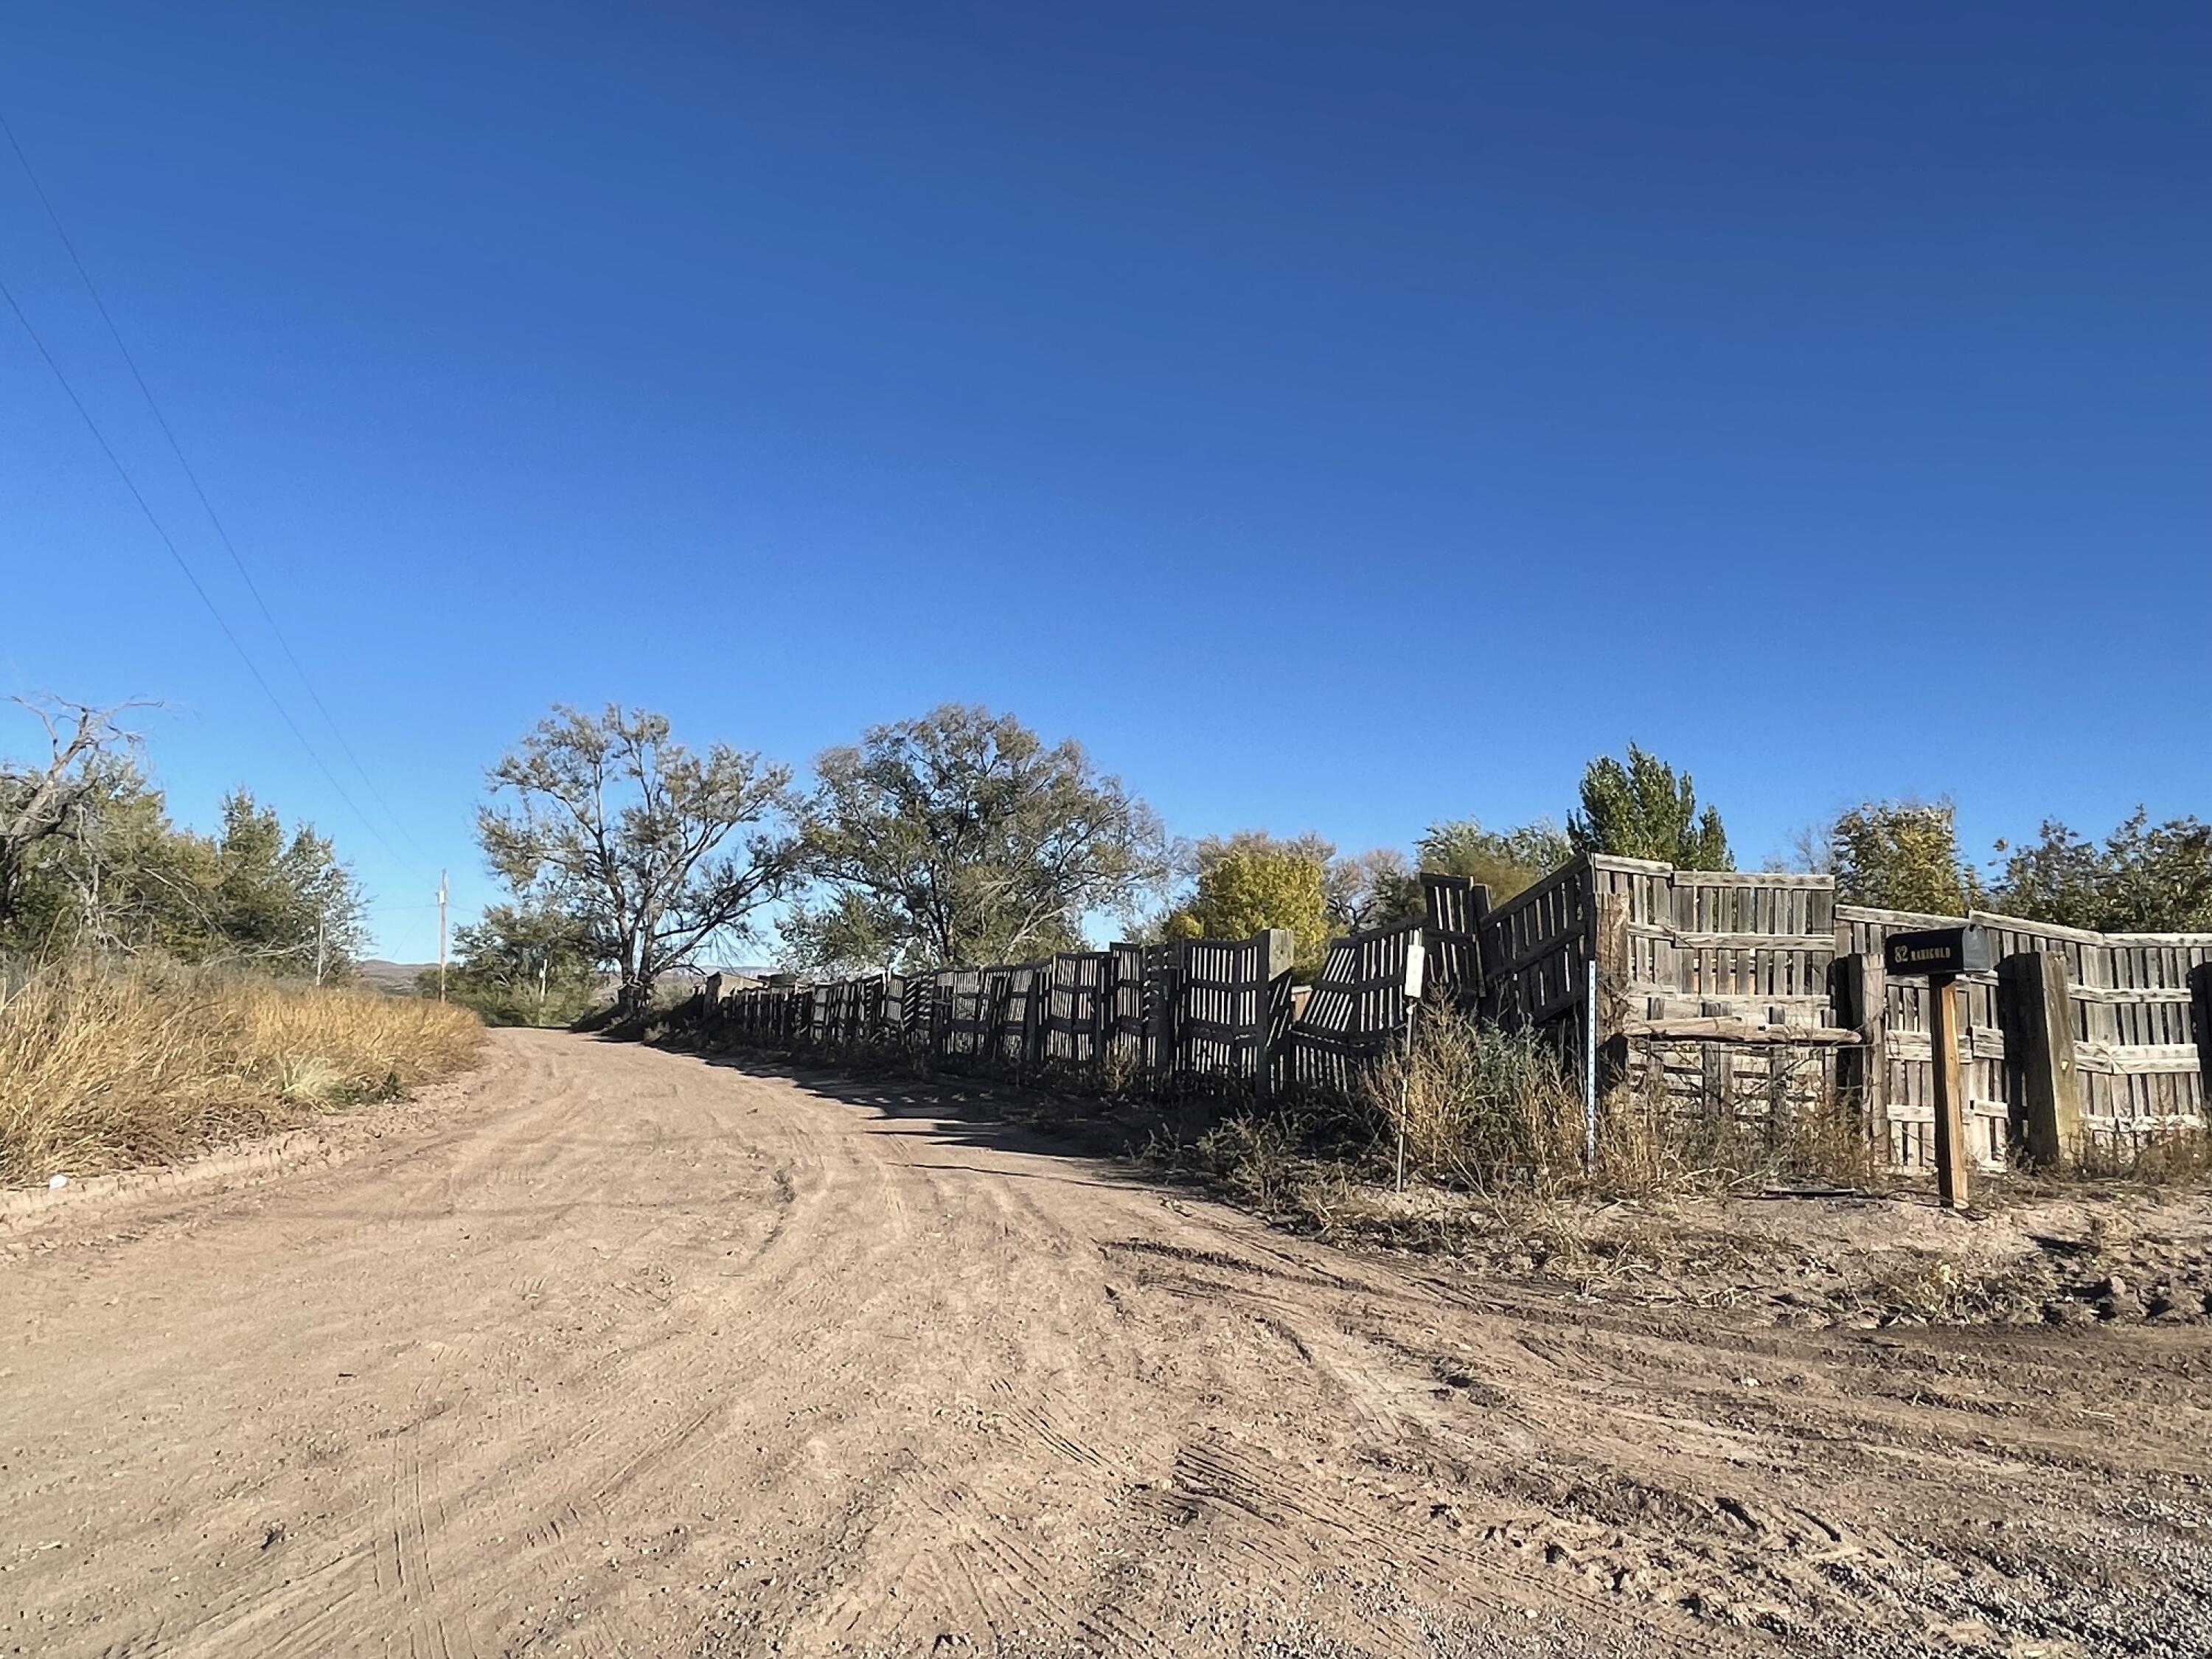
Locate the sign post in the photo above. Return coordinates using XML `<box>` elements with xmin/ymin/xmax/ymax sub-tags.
<box><xmin>1882</xmin><ymin>926</ymin><xmax>1989</xmax><ymax>1208</ymax></box>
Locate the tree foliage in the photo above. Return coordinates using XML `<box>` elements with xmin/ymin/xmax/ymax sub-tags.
<box><xmin>434</xmin><ymin>901</ymin><xmax>602</xmax><ymax>1026</ymax></box>
<box><xmin>1568</xmin><ymin>745</ymin><xmax>1731</xmax><ymax>869</ymax></box>
<box><xmin>1164</xmin><ymin>832</ymin><xmax>1336</xmax><ymax>976</ymax></box>
<box><xmin>1827</xmin><ymin>801</ymin><xmax>1980</xmax><ymax>915</ymax></box>
<box><xmin>783</xmin><ymin>704</ymin><xmax>1166</xmax><ymax>973</ymax></box>
<box><xmin>478</xmin><ymin>704</ymin><xmax>792</xmax><ymax>1009</ymax></box>
<box><xmin>1411</xmin><ymin>817</ymin><xmax>1571</xmax><ymax>903</ymax></box>
<box><xmin>1993</xmin><ymin>810</ymin><xmax>2212</xmax><ymax>933</ymax></box>
<box><xmin>1</xmin><ymin>699</ymin><xmax>366</xmax><ymax>973</ymax></box>
<box><xmin>1</xmin><ymin>698</ymin><xmax>145</xmax><ymax>935</ymax></box>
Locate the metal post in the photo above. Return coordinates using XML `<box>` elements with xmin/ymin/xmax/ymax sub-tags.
<box><xmin>1583</xmin><ymin>956</ymin><xmax>1599</xmax><ymax>1170</ymax></box>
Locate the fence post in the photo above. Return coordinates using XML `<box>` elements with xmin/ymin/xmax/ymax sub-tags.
<box><xmin>1251</xmin><ymin>928</ymin><xmax>1296</xmax><ymax>1099</ymax></box>
<box><xmin>1150</xmin><ymin>947</ymin><xmax>1179</xmax><ymax>1088</ymax></box>
<box><xmin>1835</xmin><ymin>952</ymin><xmax>1889</xmax><ymax>1161</ymax></box>
<box><xmin>1929</xmin><ymin>974</ymin><xmax>1971</xmax><ymax>1208</ymax></box>
<box><xmin>2001</xmin><ymin>950</ymin><xmax>2080</xmax><ymax>1169</ymax></box>
<box><xmin>2191</xmin><ymin>962</ymin><xmax>2212</xmax><ymax>1103</ymax></box>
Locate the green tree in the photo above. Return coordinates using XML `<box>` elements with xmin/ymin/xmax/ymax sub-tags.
<box><xmin>199</xmin><ymin>790</ymin><xmax>368</xmax><ymax>974</ymax></box>
<box><xmin>784</xmin><ymin>704</ymin><xmax>1166</xmax><ymax>973</ymax></box>
<box><xmin>437</xmin><ymin>902</ymin><xmax>602</xmax><ymax>1025</ymax></box>
<box><xmin>479</xmin><ymin>703</ymin><xmax>793</xmax><ymax>1012</ymax></box>
<box><xmin>1164</xmin><ymin>832</ymin><xmax>1335</xmax><ymax>975</ymax></box>
<box><xmin>1568</xmin><ymin>745</ymin><xmax>1731</xmax><ymax>869</ymax></box>
<box><xmin>1412</xmin><ymin>817</ymin><xmax>1572</xmax><ymax>902</ymax></box>
<box><xmin>1828</xmin><ymin>800</ymin><xmax>1980</xmax><ymax>915</ymax></box>
<box><xmin>1994</xmin><ymin>810</ymin><xmax>2212</xmax><ymax>933</ymax></box>
<box><xmin>3</xmin><ymin>698</ymin><xmax>371</xmax><ymax>975</ymax></box>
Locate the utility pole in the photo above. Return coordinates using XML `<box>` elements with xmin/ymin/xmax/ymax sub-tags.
<box><xmin>437</xmin><ymin>871</ymin><xmax>450</xmax><ymax>1004</ymax></box>
<box><xmin>314</xmin><ymin>914</ymin><xmax>327</xmax><ymax>987</ymax></box>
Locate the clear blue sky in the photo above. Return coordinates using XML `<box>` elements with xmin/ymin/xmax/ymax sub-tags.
<box><xmin>4</xmin><ymin>3</ymin><xmax>2206</xmax><ymax>961</ymax></box>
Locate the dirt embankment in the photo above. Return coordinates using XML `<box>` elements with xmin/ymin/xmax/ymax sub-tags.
<box><xmin>4</xmin><ymin>1031</ymin><xmax>2208</xmax><ymax>1658</ymax></box>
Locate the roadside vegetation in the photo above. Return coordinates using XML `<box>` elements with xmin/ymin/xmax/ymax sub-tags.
<box><xmin>0</xmin><ymin>958</ymin><xmax>481</xmax><ymax>1187</ymax></box>
<box><xmin>467</xmin><ymin>700</ymin><xmax>2212</xmax><ymax>1018</ymax></box>
<box><xmin>1150</xmin><ymin>1005</ymin><xmax>1879</xmax><ymax>1241</ymax></box>
<box><xmin>1</xmin><ymin>697</ymin><xmax>481</xmax><ymax>1188</ymax></box>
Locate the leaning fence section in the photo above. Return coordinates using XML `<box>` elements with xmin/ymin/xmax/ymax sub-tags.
<box><xmin>1289</xmin><ymin>920</ymin><xmax>1426</xmax><ymax>1093</ymax></box>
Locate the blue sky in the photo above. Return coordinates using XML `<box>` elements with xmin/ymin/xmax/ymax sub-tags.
<box><xmin>4</xmin><ymin>3</ymin><xmax>2206</xmax><ymax>961</ymax></box>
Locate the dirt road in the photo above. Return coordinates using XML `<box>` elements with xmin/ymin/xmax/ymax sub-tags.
<box><xmin>4</xmin><ymin>1032</ymin><xmax>2209</xmax><ymax>1658</ymax></box>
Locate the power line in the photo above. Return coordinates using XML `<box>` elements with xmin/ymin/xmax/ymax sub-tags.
<box><xmin>1</xmin><ymin>108</ymin><xmax>425</xmax><ymax>860</ymax></box>
<box><xmin>0</xmin><ymin>271</ymin><xmax>411</xmax><ymax>868</ymax></box>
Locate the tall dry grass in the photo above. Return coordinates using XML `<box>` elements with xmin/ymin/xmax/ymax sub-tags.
<box><xmin>1360</xmin><ymin>1004</ymin><xmax>1875</xmax><ymax>1197</ymax></box>
<box><xmin>0</xmin><ymin>959</ymin><xmax>484</xmax><ymax>1186</ymax></box>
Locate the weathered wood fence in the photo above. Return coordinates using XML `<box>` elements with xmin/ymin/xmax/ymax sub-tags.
<box><xmin>695</xmin><ymin>928</ymin><xmax>1300</xmax><ymax>1098</ymax></box>
<box><xmin>1462</xmin><ymin>853</ymin><xmax>2211</xmax><ymax>1172</ymax></box>
<box><xmin>686</xmin><ymin>853</ymin><xmax>2212</xmax><ymax>1175</ymax></box>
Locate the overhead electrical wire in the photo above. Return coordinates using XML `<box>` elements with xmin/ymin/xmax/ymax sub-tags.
<box><xmin>1</xmin><ymin>271</ymin><xmax>411</xmax><ymax>868</ymax></box>
<box><xmin>1</xmin><ymin>108</ymin><xmax>426</xmax><ymax>860</ymax></box>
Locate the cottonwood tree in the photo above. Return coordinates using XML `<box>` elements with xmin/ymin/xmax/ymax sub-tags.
<box><xmin>433</xmin><ymin>902</ymin><xmax>602</xmax><ymax>1026</ymax></box>
<box><xmin>479</xmin><ymin>704</ymin><xmax>793</xmax><ymax>1011</ymax></box>
<box><xmin>784</xmin><ymin>704</ymin><xmax>1166</xmax><ymax>972</ymax></box>
<box><xmin>1568</xmin><ymin>745</ymin><xmax>1731</xmax><ymax>870</ymax></box>
<box><xmin>1411</xmin><ymin>817</ymin><xmax>1572</xmax><ymax>904</ymax></box>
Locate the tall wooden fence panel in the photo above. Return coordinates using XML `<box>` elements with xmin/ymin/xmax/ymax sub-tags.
<box><xmin>1043</xmin><ymin>950</ymin><xmax>1113</xmax><ymax>1077</ymax></box>
<box><xmin>1175</xmin><ymin>931</ymin><xmax>1294</xmax><ymax>1091</ymax></box>
<box><xmin>1419</xmin><ymin>874</ymin><xmax>1488</xmax><ymax>1002</ymax></box>
<box><xmin>1289</xmin><ymin>920</ymin><xmax>1424</xmax><ymax>1093</ymax></box>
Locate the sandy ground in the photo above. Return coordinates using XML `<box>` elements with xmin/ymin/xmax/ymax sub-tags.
<box><xmin>4</xmin><ymin>1031</ymin><xmax>2210</xmax><ymax>1659</ymax></box>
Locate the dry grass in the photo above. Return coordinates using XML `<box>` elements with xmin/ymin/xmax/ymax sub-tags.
<box><xmin>0</xmin><ymin>958</ymin><xmax>484</xmax><ymax>1186</ymax></box>
<box><xmin>1359</xmin><ymin>1004</ymin><xmax>1876</xmax><ymax>1199</ymax></box>
<box><xmin>1147</xmin><ymin>1006</ymin><xmax>1882</xmax><ymax>1262</ymax></box>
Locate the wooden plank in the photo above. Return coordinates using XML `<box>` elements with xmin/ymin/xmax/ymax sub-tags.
<box><xmin>1618</xmin><ymin>1017</ymin><xmax>1861</xmax><ymax>1045</ymax></box>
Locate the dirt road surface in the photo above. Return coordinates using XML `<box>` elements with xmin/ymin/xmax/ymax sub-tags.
<box><xmin>5</xmin><ymin>1032</ymin><xmax>2209</xmax><ymax>1658</ymax></box>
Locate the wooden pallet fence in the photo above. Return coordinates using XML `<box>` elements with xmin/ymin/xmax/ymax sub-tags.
<box><xmin>1043</xmin><ymin>950</ymin><xmax>1113</xmax><ymax>1079</ymax></box>
<box><xmin>677</xmin><ymin>863</ymin><xmax>2210</xmax><ymax>1180</ymax></box>
<box><xmin>1419</xmin><ymin>874</ymin><xmax>1488</xmax><ymax>1001</ymax></box>
<box><xmin>1289</xmin><ymin>919</ymin><xmax>1425</xmax><ymax>1093</ymax></box>
<box><xmin>1837</xmin><ymin>905</ymin><xmax>2212</xmax><ymax>1167</ymax></box>
<box><xmin>689</xmin><ymin>931</ymin><xmax>1293</xmax><ymax>1096</ymax></box>
<box><xmin>1174</xmin><ymin>930</ymin><xmax>1296</xmax><ymax>1094</ymax></box>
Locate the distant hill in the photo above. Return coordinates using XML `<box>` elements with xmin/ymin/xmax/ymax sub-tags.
<box><xmin>356</xmin><ymin>959</ymin><xmax>434</xmax><ymax>996</ymax></box>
